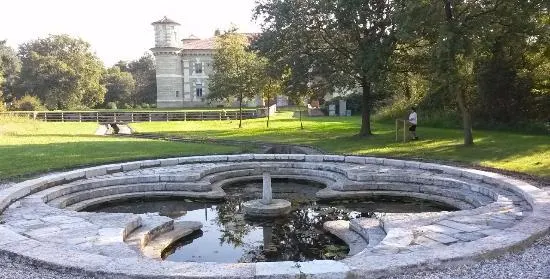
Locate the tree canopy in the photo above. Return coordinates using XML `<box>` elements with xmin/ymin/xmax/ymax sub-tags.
<box><xmin>254</xmin><ymin>0</ymin><xmax>399</xmax><ymax>136</ymax></box>
<box><xmin>102</xmin><ymin>66</ymin><xmax>136</xmax><ymax>107</ymax></box>
<box><xmin>17</xmin><ymin>34</ymin><xmax>106</xmax><ymax>110</ymax></box>
<box><xmin>209</xmin><ymin>31</ymin><xmax>266</xmax><ymax>127</ymax></box>
<box><xmin>0</xmin><ymin>40</ymin><xmax>20</xmax><ymax>102</ymax></box>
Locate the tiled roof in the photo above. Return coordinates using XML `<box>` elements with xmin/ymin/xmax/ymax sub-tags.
<box><xmin>152</xmin><ymin>16</ymin><xmax>180</xmax><ymax>25</ymax></box>
<box><xmin>181</xmin><ymin>33</ymin><xmax>259</xmax><ymax>50</ymax></box>
<box><xmin>182</xmin><ymin>37</ymin><xmax>216</xmax><ymax>50</ymax></box>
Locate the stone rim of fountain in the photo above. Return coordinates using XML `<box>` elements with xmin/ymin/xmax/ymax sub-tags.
<box><xmin>0</xmin><ymin>154</ymin><xmax>548</xmax><ymax>278</ymax></box>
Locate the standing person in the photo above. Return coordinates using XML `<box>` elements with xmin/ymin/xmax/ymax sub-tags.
<box><xmin>408</xmin><ymin>107</ymin><xmax>418</xmax><ymax>140</ymax></box>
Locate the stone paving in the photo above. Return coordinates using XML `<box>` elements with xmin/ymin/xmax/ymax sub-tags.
<box><xmin>0</xmin><ymin>154</ymin><xmax>548</xmax><ymax>278</ymax></box>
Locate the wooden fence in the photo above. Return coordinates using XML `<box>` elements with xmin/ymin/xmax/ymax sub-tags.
<box><xmin>0</xmin><ymin>109</ymin><xmax>267</xmax><ymax>123</ymax></box>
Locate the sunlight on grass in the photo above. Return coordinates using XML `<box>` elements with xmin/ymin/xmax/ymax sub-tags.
<box><xmin>132</xmin><ymin>112</ymin><xmax>550</xmax><ymax>178</ymax></box>
<box><xmin>0</xmin><ymin>117</ymin><xmax>239</xmax><ymax>179</ymax></box>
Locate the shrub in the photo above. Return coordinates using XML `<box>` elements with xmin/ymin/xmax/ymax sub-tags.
<box><xmin>141</xmin><ymin>103</ymin><xmax>150</xmax><ymax>109</ymax></box>
<box><xmin>12</xmin><ymin>95</ymin><xmax>45</xmax><ymax>111</ymax></box>
<box><xmin>105</xmin><ymin>102</ymin><xmax>117</xmax><ymax>110</ymax></box>
<box><xmin>121</xmin><ymin>103</ymin><xmax>133</xmax><ymax>109</ymax></box>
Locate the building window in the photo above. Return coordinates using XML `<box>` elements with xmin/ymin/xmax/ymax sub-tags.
<box><xmin>175</xmin><ymin>91</ymin><xmax>179</xmax><ymax>97</ymax></box>
<box><xmin>195</xmin><ymin>83</ymin><xmax>203</xmax><ymax>97</ymax></box>
<box><xmin>194</xmin><ymin>63</ymin><xmax>203</xmax><ymax>74</ymax></box>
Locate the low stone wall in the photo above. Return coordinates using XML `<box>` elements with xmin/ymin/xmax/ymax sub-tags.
<box><xmin>0</xmin><ymin>154</ymin><xmax>548</xmax><ymax>279</ymax></box>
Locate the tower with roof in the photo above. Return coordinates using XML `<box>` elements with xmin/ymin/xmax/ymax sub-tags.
<box><xmin>151</xmin><ymin>16</ymin><xmax>184</xmax><ymax>108</ymax></box>
<box><xmin>151</xmin><ymin>17</ymin><xmax>266</xmax><ymax>108</ymax></box>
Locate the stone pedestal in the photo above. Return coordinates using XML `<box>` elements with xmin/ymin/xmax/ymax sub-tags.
<box><xmin>243</xmin><ymin>169</ymin><xmax>291</xmax><ymax>217</ymax></box>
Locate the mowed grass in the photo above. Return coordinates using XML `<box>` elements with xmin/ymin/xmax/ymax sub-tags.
<box><xmin>132</xmin><ymin>111</ymin><xmax>550</xmax><ymax>178</ymax></box>
<box><xmin>0</xmin><ymin>117</ymin><xmax>239</xmax><ymax>179</ymax></box>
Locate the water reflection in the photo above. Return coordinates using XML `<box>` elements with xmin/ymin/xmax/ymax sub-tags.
<box><xmin>87</xmin><ymin>179</ymin><xmax>456</xmax><ymax>263</ymax></box>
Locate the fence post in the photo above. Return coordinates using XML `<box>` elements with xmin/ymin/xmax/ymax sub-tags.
<box><xmin>114</xmin><ymin>113</ymin><xmax>117</xmax><ymax>123</ymax></box>
<box><xmin>148</xmin><ymin>113</ymin><xmax>152</xmax><ymax>122</ymax></box>
<box><xmin>166</xmin><ymin>112</ymin><xmax>169</xmax><ymax>122</ymax></box>
<box><xmin>45</xmin><ymin>112</ymin><xmax>48</xmax><ymax>122</ymax></box>
<box><xmin>96</xmin><ymin>112</ymin><xmax>99</xmax><ymax>123</ymax></box>
<box><xmin>79</xmin><ymin>113</ymin><xmax>82</xmax><ymax>122</ymax></box>
<box><xmin>219</xmin><ymin>112</ymin><xmax>221</xmax><ymax>121</ymax></box>
<box><xmin>61</xmin><ymin>112</ymin><xmax>64</xmax><ymax>122</ymax></box>
<box><xmin>403</xmin><ymin>121</ymin><xmax>406</xmax><ymax>143</ymax></box>
<box><xmin>395</xmin><ymin>119</ymin><xmax>398</xmax><ymax>142</ymax></box>
<box><xmin>184</xmin><ymin>112</ymin><xmax>187</xmax><ymax>121</ymax></box>
<box><xmin>131</xmin><ymin>113</ymin><xmax>134</xmax><ymax>123</ymax></box>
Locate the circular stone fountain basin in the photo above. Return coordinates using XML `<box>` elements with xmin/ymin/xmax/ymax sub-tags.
<box><xmin>0</xmin><ymin>154</ymin><xmax>548</xmax><ymax>279</ymax></box>
<box><xmin>84</xmin><ymin>179</ymin><xmax>457</xmax><ymax>263</ymax></box>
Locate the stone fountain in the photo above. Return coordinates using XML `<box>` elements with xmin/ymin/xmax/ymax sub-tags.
<box><xmin>242</xmin><ymin>167</ymin><xmax>292</xmax><ymax>217</ymax></box>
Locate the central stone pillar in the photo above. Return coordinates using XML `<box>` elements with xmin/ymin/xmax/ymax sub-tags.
<box><xmin>242</xmin><ymin>165</ymin><xmax>291</xmax><ymax>217</ymax></box>
<box><xmin>262</xmin><ymin>172</ymin><xmax>272</xmax><ymax>205</ymax></box>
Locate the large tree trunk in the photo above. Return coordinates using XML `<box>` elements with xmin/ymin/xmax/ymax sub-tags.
<box><xmin>456</xmin><ymin>88</ymin><xmax>474</xmax><ymax>145</ymax></box>
<box><xmin>359</xmin><ymin>76</ymin><xmax>372</xmax><ymax>137</ymax></box>
<box><xmin>444</xmin><ymin>0</ymin><xmax>474</xmax><ymax>145</ymax></box>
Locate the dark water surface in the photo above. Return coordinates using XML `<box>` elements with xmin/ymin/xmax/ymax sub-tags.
<box><xmin>87</xmin><ymin>179</ymin><xmax>456</xmax><ymax>263</ymax></box>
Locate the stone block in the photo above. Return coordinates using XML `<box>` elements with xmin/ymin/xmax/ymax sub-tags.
<box><xmin>137</xmin><ymin>159</ymin><xmax>160</xmax><ymax>168</ymax></box>
<box><xmin>85</xmin><ymin>167</ymin><xmax>107</xmax><ymax>178</ymax></box>
<box><xmin>226</xmin><ymin>154</ymin><xmax>253</xmax><ymax>162</ymax></box>
<box><xmin>159</xmin><ymin>158</ymin><xmax>179</xmax><ymax>167</ymax></box>
<box><xmin>253</xmin><ymin>154</ymin><xmax>276</xmax><ymax>160</ymax></box>
<box><xmin>437</xmin><ymin>220</ymin><xmax>482</xmax><ymax>233</ymax></box>
<box><xmin>423</xmin><ymin>232</ymin><xmax>459</xmax><ymax>244</ymax></box>
<box><xmin>380</xmin><ymin>228</ymin><xmax>413</xmax><ymax>248</ymax></box>
<box><xmin>383</xmin><ymin>159</ymin><xmax>406</xmax><ymax>168</ymax></box>
<box><xmin>299</xmin><ymin>260</ymin><xmax>350</xmax><ymax>278</ymax></box>
<box><xmin>404</xmin><ymin>161</ymin><xmax>421</xmax><ymax>169</ymax></box>
<box><xmin>61</xmin><ymin>170</ymin><xmax>87</xmax><ymax>182</ymax></box>
<box><xmin>121</xmin><ymin>162</ymin><xmax>141</xmax><ymax>171</ymax></box>
<box><xmin>0</xmin><ymin>226</ymin><xmax>28</xmax><ymax>246</ymax></box>
<box><xmin>344</xmin><ymin>156</ymin><xmax>366</xmax><ymax>165</ymax></box>
<box><xmin>255</xmin><ymin>261</ymin><xmax>300</xmax><ymax>278</ymax></box>
<box><xmin>420</xmin><ymin>224</ymin><xmax>462</xmax><ymax>235</ymax></box>
<box><xmin>323</xmin><ymin>155</ymin><xmax>345</xmax><ymax>162</ymax></box>
<box><xmin>177</xmin><ymin>156</ymin><xmax>202</xmax><ymax>164</ymax></box>
<box><xmin>305</xmin><ymin>155</ymin><xmax>324</xmax><ymax>162</ymax></box>
<box><xmin>364</xmin><ymin>157</ymin><xmax>384</xmax><ymax>165</ymax></box>
<box><xmin>104</xmin><ymin>164</ymin><xmax>122</xmax><ymax>174</ymax></box>
<box><xmin>286</xmin><ymin>154</ymin><xmax>305</xmax><ymax>161</ymax></box>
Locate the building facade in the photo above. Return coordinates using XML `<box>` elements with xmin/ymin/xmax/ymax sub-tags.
<box><xmin>151</xmin><ymin>17</ymin><xmax>215</xmax><ymax>108</ymax></box>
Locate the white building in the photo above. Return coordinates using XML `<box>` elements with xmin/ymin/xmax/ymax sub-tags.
<box><xmin>151</xmin><ymin>16</ymin><xmax>290</xmax><ymax>109</ymax></box>
<box><xmin>151</xmin><ymin>17</ymin><xmax>215</xmax><ymax>108</ymax></box>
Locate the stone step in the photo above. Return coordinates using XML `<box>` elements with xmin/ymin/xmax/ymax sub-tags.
<box><xmin>349</xmin><ymin>218</ymin><xmax>387</xmax><ymax>248</ymax></box>
<box><xmin>124</xmin><ymin>214</ymin><xmax>174</xmax><ymax>249</ymax></box>
<box><xmin>64</xmin><ymin>190</ymin><xmax>225</xmax><ymax>212</ymax></box>
<box><xmin>323</xmin><ymin>220</ymin><xmax>368</xmax><ymax>256</ymax></box>
<box><xmin>142</xmin><ymin>221</ymin><xmax>203</xmax><ymax>259</ymax></box>
<box><xmin>47</xmin><ymin>183</ymin><xmax>215</xmax><ymax>208</ymax></box>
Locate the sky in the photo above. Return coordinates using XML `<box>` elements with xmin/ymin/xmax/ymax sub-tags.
<box><xmin>0</xmin><ymin>0</ymin><xmax>261</xmax><ymax>66</ymax></box>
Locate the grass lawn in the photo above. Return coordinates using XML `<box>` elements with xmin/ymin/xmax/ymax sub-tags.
<box><xmin>132</xmin><ymin>111</ymin><xmax>550</xmax><ymax>178</ymax></box>
<box><xmin>0</xmin><ymin>117</ymin><xmax>239</xmax><ymax>180</ymax></box>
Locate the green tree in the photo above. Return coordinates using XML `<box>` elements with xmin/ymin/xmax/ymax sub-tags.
<box><xmin>102</xmin><ymin>66</ymin><xmax>136</xmax><ymax>107</ymax></box>
<box><xmin>126</xmin><ymin>53</ymin><xmax>157</xmax><ymax>105</ymax></box>
<box><xmin>0</xmin><ymin>40</ymin><xmax>21</xmax><ymax>102</ymax></box>
<box><xmin>398</xmin><ymin>0</ymin><xmax>548</xmax><ymax>144</ymax></box>
<box><xmin>254</xmin><ymin>0</ymin><xmax>399</xmax><ymax>136</ymax></box>
<box><xmin>17</xmin><ymin>34</ymin><xmax>105</xmax><ymax>109</ymax></box>
<box><xmin>209</xmin><ymin>31</ymin><xmax>264</xmax><ymax>128</ymax></box>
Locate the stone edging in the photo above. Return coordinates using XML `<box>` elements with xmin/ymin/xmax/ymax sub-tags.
<box><xmin>0</xmin><ymin>154</ymin><xmax>548</xmax><ymax>279</ymax></box>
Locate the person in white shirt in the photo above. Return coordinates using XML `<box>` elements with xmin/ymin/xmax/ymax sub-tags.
<box><xmin>408</xmin><ymin>107</ymin><xmax>418</xmax><ymax>140</ymax></box>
